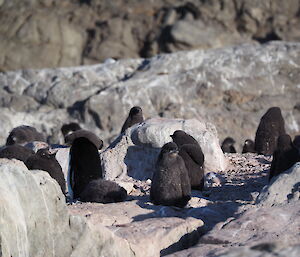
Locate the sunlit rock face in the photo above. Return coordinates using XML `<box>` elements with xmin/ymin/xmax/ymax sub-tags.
<box><xmin>0</xmin><ymin>42</ymin><xmax>299</xmax><ymax>152</ymax></box>
<box><xmin>101</xmin><ymin>117</ymin><xmax>227</xmax><ymax>181</ymax></box>
<box><xmin>0</xmin><ymin>159</ymin><xmax>134</xmax><ymax>257</ymax></box>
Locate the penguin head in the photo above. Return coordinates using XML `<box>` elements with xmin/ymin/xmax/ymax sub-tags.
<box><xmin>36</xmin><ymin>148</ymin><xmax>56</xmax><ymax>159</ymax></box>
<box><xmin>129</xmin><ymin>106</ymin><xmax>143</xmax><ymax>116</ymax></box>
<box><xmin>160</xmin><ymin>142</ymin><xmax>179</xmax><ymax>157</ymax></box>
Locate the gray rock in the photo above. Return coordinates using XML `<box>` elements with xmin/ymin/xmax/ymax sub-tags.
<box><xmin>218</xmin><ymin>244</ymin><xmax>300</xmax><ymax>257</ymax></box>
<box><xmin>1</xmin><ymin>1</ymin><xmax>300</xmax><ymax>71</ymax></box>
<box><xmin>169</xmin><ymin>19</ymin><xmax>243</xmax><ymax>50</ymax></box>
<box><xmin>69</xmin><ymin>197</ymin><xmax>205</xmax><ymax>257</ymax></box>
<box><xmin>169</xmin><ymin>202</ymin><xmax>300</xmax><ymax>256</ymax></box>
<box><xmin>0</xmin><ymin>42</ymin><xmax>300</xmax><ymax>153</ymax></box>
<box><xmin>101</xmin><ymin>117</ymin><xmax>227</xmax><ymax>180</ymax></box>
<box><xmin>256</xmin><ymin>162</ymin><xmax>300</xmax><ymax>206</ymax></box>
<box><xmin>0</xmin><ymin>159</ymin><xmax>134</xmax><ymax>257</ymax></box>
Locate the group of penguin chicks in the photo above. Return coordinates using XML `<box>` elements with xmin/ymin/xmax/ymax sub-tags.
<box><xmin>221</xmin><ymin>107</ymin><xmax>300</xmax><ymax>182</ymax></box>
<box><xmin>1</xmin><ymin>106</ymin><xmax>299</xmax><ymax>208</ymax></box>
<box><xmin>0</xmin><ymin>107</ymin><xmax>147</xmax><ymax>204</ymax></box>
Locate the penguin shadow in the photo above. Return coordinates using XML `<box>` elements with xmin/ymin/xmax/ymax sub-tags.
<box><xmin>124</xmin><ymin>145</ymin><xmax>159</xmax><ymax>181</ymax></box>
<box><xmin>207</xmin><ymin>169</ymin><xmax>270</xmax><ymax>202</ymax></box>
<box><xmin>131</xmin><ymin>194</ymin><xmax>242</xmax><ymax>256</ymax></box>
<box><xmin>128</xmin><ymin>168</ymin><xmax>271</xmax><ymax>256</ymax></box>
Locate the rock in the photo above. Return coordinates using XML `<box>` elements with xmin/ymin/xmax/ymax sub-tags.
<box><xmin>169</xmin><ymin>201</ymin><xmax>300</xmax><ymax>256</ymax></box>
<box><xmin>68</xmin><ymin>197</ymin><xmax>205</xmax><ymax>257</ymax></box>
<box><xmin>0</xmin><ymin>42</ymin><xmax>300</xmax><ymax>152</ymax></box>
<box><xmin>168</xmin><ymin>19</ymin><xmax>243</xmax><ymax>51</ymax></box>
<box><xmin>218</xmin><ymin>244</ymin><xmax>300</xmax><ymax>257</ymax></box>
<box><xmin>256</xmin><ymin>162</ymin><xmax>300</xmax><ymax>206</ymax></box>
<box><xmin>1</xmin><ymin>1</ymin><xmax>300</xmax><ymax>71</ymax></box>
<box><xmin>101</xmin><ymin>117</ymin><xmax>227</xmax><ymax>180</ymax></box>
<box><xmin>0</xmin><ymin>159</ymin><xmax>134</xmax><ymax>257</ymax></box>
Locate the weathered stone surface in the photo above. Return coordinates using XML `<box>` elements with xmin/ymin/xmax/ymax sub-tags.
<box><xmin>256</xmin><ymin>162</ymin><xmax>300</xmax><ymax>206</ymax></box>
<box><xmin>0</xmin><ymin>42</ymin><xmax>300</xmax><ymax>153</ymax></box>
<box><xmin>69</xmin><ymin>197</ymin><xmax>205</xmax><ymax>257</ymax></box>
<box><xmin>0</xmin><ymin>159</ymin><xmax>134</xmax><ymax>257</ymax></box>
<box><xmin>168</xmin><ymin>202</ymin><xmax>300</xmax><ymax>257</ymax></box>
<box><xmin>1</xmin><ymin>0</ymin><xmax>300</xmax><ymax>71</ymax></box>
<box><xmin>218</xmin><ymin>244</ymin><xmax>300</xmax><ymax>257</ymax></box>
<box><xmin>101</xmin><ymin>117</ymin><xmax>227</xmax><ymax>181</ymax></box>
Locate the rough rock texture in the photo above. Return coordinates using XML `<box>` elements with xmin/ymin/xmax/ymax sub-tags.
<box><xmin>0</xmin><ymin>159</ymin><xmax>134</xmax><ymax>257</ymax></box>
<box><xmin>1</xmin><ymin>149</ymin><xmax>300</xmax><ymax>256</ymax></box>
<box><xmin>101</xmin><ymin>117</ymin><xmax>227</xmax><ymax>180</ymax></box>
<box><xmin>169</xmin><ymin>202</ymin><xmax>300</xmax><ymax>257</ymax></box>
<box><xmin>1</xmin><ymin>0</ymin><xmax>300</xmax><ymax>71</ymax></box>
<box><xmin>0</xmin><ymin>42</ymin><xmax>299</xmax><ymax>152</ymax></box>
<box><xmin>165</xmin><ymin>154</ymin><xmax>300</xmax><ymax>257</ymax></box>
<box><xmin>256</xmin><ymin>162</ymin><xmax>300</xmax><ymax>206</ymax></box>
<box><xmin>68</xmin><ymin>153</ymin><xmax>300</xmax><ymax>257</ymax></box>
<box><xmin>69</xmin><ymin>199</ymin><xmax>205</xmax><ymax>257</ymax></box>
<box><xmin>219</xmin><ymin>244</ymin><xmax>300</xmax><ymax>257</ymax></box>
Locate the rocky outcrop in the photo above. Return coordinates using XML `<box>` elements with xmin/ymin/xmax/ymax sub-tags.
<box><xmin>169</xmin><ymin>201</ymin><xmax>300</xmax><ymax>256</ymax></box>
<box><xmin>256</xmin><ymin>162</ymin><xmax>300</xmax><ymax>206</ymax></box>
<box><xmin>0</xmin><ymin>42</ymin><xmax>299</xmax><ymax>152</ymax></box>
<box><xmin>101</xmin><ymin>117</ymin><xmax>227</xmax><ymax>180</ymax></box>
<box><xmin>1</xmin><ymin>0</ymin><xmax>300</xmax><ymax>71</ymax></box>
<box><xmin>218</xmin><ymin>244</ymin><xmax>300</xmax><ymax>257</ymax></box>
<box><xmin>166</xmin><ymin>156</ymin><xmax>300</xmax><ymax>257</ymax></box>
<box><xmin>1</xmin><ymin>146</ymin><xmax>300</xmax><ymax>256</ymax></box>
<box><xmin>0</xmin><ymin>159</ymin><xmax>134</xmax><ymax>257</ymax></box>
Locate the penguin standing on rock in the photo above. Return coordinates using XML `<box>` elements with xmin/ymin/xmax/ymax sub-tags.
<box><xmin>150</xmin><ymin>142</ymin><xmax>191</xmax><ymax>207</ymax></box>
<box><xmin>170</xmin><ymin>130</ymin><xmax>198</xmax><ymax>146</ymax></box>
<box><xmin>242</xmin><ymin>139</ymin><xmax>256</xmax><ymax>154</ymax></box>
<box><xmin>65</xmin><ymin>129</ymin><xmax>103</xmax><ymax>150</ymax></box>
<box><xmin>69</xmin><ymin>137</ymin><xmax>127</xmax><ymax>203</ymax></box>
<box><xmin>0</xmin><ymin>144</ymin><xmax>34</xmax><ymax>162</ymax></box>
<box><xmin>6</xmin><ymin>125</ymin><xmax>45</xmax><ymax>146</ymax></box>
<box><xmin>121</xmin><ymin>106</ymin><xmax>144</xmax><ymax>133</ymax></box>
<box><xmin>25</xmin><ymin>148</ymin><xmax>66</xmax><ymax>195</ymax></box>
<box><xmin>170</xmin><ymin>130</ymin><xmax>205</xmax><ymax>190</ymax></box>
<box><xmin>269</xmin><ymin>134</ymin><xmax>300</xmax><ymax>181</ymax></box>
<box><xmin>254</xmin><ymin>107</ymin><xmax>286</xmax><ymax>155</ymax></box>
<box><xmin>221</xmin><ymin>137</ymin><xmax>237</xmax><ymax>153</ymax></box>
<box><xmin>61</xmin><ymin>122</ymin><xmax>81</xmax><ymax>139</ymax></box>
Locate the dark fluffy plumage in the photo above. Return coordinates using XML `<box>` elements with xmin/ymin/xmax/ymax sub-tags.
<box><xmin>170</xmin><ymin>130</ymin><xmax>198</xmax><ymax>147</ymax></box>
<box><xmin>0</xmin><ymin>144</ymin><xmax>34</xmax><ymax>162</ymax></box>
<box><xmin>80</xmin><ymin>179</ymin><xmax>127</xmax><ymax>203</ymax></box>
<box><xmin>65</xmin><ymin>129</ymin><xmax>103</xmax><ymax>150</ymax></box>
<box><xmin>221</xmin><ymin>137</ymin><xmax>237</xmax><ymax>153</ymax></box>
<box><xmin>70</xmin><ymin>137</ymin><xmax>103</xmax><ymax>199</ymax></box>
<box><xmin>293</xmin><ymin>135</ymin><xmax>300</xmax><ymax>149</ymax></box>
<box><xmin>254</xmin><ymin>107</ymin><xmax>286</xmax><ymax>155</ymax></box>
<box><xmin>269</xmin><ymin>134</ymin><xmax>300</xmax><ymax>181</ymax></box>
<box><xmin>6</xmin><ymin>125</ymin><xmax>45</xmax><ymax>146</ymax></box>
<box><xmin>179</xmin><ymin>144</ymin><xmax>205</xmax><ymax>190</ymax></box>
<box><xmin>171</xmin><ymin>130</ymin><xmax>205</xmax><ymax>190</ymax></box>
<box><xmin>121</xmin><ymin>106</ymin><xmax>144</xmax><ymax>133</ymax></box>
<box><xmin>61</xmin><ymin>122</ymin><xmax>81</xmax><ymax>138</ymax></box>
<box><xmin>150</xmin><ymin>142</ymin><xmax>191</xmax><ymax>208</ymax></box>
<box><xmin>242</xmin><ymin>139</ymin><xmax>256</xmax><ymax>154</ymax></box>
<box><xmin>25</xmin><ymin>148</ymin><xmax>66</xmax><ymax>194</ymax></box>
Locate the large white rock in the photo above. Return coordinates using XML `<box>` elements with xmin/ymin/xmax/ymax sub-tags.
<box><xmin>256</xmin><ymin>162</ymin><xmax>300</xmax><ymax>206</ymax></box>
<box><xmin>0</xmin><ymin>159</ymin><xmax>134</xmax><ymax>257</ymax></box>
<box><xmin>101</xmin><ymin>117</ymin><xmax>227</xmax><ymax>180</ymax></box>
